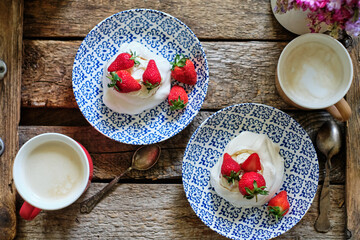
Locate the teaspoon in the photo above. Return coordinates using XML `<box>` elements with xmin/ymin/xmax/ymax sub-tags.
<box><xmin>314</xmin><ymin>120</ymin><xmax>341</xmax><ymax>233</ymax></box>
<box><xmin>80</xmin><ymin>144</ymin><xmax>161</xmax><ymax>214</ymax></box>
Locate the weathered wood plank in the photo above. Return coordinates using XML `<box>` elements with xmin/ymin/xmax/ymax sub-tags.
<box><xmin>19</xmin><ymin>110</ymin><xmax>346</xmax><ymax>183</ymax></box>
<box><xmin>346</xmin><ymin>39</ymin><xmax>360</xmax><ymax>239</ymax></box>
<box><xmin>23</xmin><ymin>0</ymin><xmax>292</xmax><ymax>40</ymax></box>
<box><xmin>16</xmin><ymin>184</ymin><xmax>345</xmax><ymax>239</ymax></box>
<box><xmin>0</xmin><ymin>0</ymin><xmax>23</xmax><ymax>239</ymax></box>
<box><xmin>22</xmin><ymin>40</ymin><xmax>292</xmax><ymax>109</ymax></box>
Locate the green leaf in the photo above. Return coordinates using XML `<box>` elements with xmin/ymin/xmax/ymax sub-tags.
<box><xmin>242</xmin><ymin>180</ymin><xmax>268</xmax><ymax>202</ymax></box>
<box><xmin>107</xmin><ymin>72</ymin><xmax>122</xmax><ymax>91</ymax></box>
<box><xmin>143</xmin><ymin>81</ymin><xmax>160</xmax><ymax>92</ymax></box>
<box><xmin>245</xmin><ymin>187</ymin><xmax>252</xmax><ymax>195</ymax></box>
<box><xmin>170</xmin><ymin>96</ymin><xmax>187</xmax><ymax>110</ymax></box>
<box><xmin>224</xmin><ymin>170</ymin><xmax>241</xmax><ymax>184</ymax></box>
<box><xmin>170</xmin><ymin>54</ymin><xmax>188</xmax><ymax>71</ymax></box>
<box><xmin>267</xmin><ymin>206</ymin><xmax>285</xmax><ymax>222</ymax></box>
<box><xmin>353</xmin><ymin>8</ymin><xmax>359</xmax><ymax>22</ymax></box>
<box><xmin>130</xmin><ymin>50</ymin><xmax>140</xmax><ymax>67</ymax></box>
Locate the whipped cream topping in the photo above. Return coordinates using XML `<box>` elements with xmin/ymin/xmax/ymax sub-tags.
<box><xmin>102</xmin><ymin>42</ymin><xmax>171</xmax><ymax>115</ymax></box>
<box><xmin>210</xmin><ymin>131</ymin><xmax>284</xmax><ymax>208</ymax></box>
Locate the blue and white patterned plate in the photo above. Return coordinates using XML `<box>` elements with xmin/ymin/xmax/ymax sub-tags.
<box><xmin>72</xmin><ymin>9</ymin><xmax>209</xmax><ymax>144</ymax></box>
<box><xmin>182</xmin><ymin>103</ymin><xmax>319</xmax><ymax>240</ymax></box>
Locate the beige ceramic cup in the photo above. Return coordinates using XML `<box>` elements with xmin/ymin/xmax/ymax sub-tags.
<box><xmin>276</xmin><ymin>33</ymin><xmax>353</xmax><ymax>121</ymax></box>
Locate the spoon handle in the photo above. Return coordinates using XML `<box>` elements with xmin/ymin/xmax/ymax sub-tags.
<box><xmin>80</xmin><ymin>167</ymin><xmax>132</xmax><ymax>214</ymax></box>
<box><xmin>315</xmin><ymin>157</ymin><xmax>331</xmax><ymax>233</ymax></box>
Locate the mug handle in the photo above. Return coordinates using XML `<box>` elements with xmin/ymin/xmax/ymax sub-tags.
<box><xmin>20</xmin><ymin>201</ymin><xmax>42</xmax><ymax>220</ymax></box>
<box><xmin>325</xmin><ymin>98</ymin><xmax>352</xmax><ymax>122</ymax></box>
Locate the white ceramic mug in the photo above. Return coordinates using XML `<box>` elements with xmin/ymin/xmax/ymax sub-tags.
<box><xmin>13</xmin><ymin>133</ymin><xmax>93</xmax><ymax>220</ymax></box>
<box><xmin>276</xmin><ymin>33</ymin><xmax>353</xmax><ymax>121</ymax></box>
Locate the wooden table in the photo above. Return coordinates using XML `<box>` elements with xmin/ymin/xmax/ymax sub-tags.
<box><xmin>1</xmin><ymin>0</ymin><xmax>359</xmax><ymax>239</ymax></box>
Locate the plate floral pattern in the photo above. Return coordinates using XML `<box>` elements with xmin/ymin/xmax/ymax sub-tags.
<box><xmin>182</xmin><ymin>103</ymin><xmax>319</xmax><ymax>240</ymax></box>
<box><xmin>72</xmin><ymin>9</ymin><xmax>209</xmax><ymax>144</ymax></box>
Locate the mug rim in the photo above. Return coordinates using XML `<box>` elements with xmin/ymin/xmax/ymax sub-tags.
<box><xmin>277</xmin><ymin>33</ymin><xmax>353</xmax><ymax>110</ymax></box>
<box><xmin>13</xmin><ymin>133</ymin><xmax>90</xmax><ymax>210</ymax></box>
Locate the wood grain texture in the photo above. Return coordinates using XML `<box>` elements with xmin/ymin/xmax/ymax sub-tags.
<box><xmin>0</xmin><ymin>0</ymin><xmax>23</xmax><ymax>239</ymax></box>
<box><xmin>346</xmin><ymin>38</ymin><xmax>360</xmax><ymax>239</ymax></box>
<box><xmin>23</xmin><ymin>0</ymin><xmax>293</xmax><ymax>40</ymax></box>
<box><xmin>19</xmin><ymin>110</ymin><xmax>346</xmax><ymax>183</ymax></box>
<box><xmin>16</xmin><ymin>183</ymin><xmax>345</xmax><ymax>239</ymax></box>
<box><xmin>22</xmin><ymin>40</ymin><xmax>292</xmax><ymax>109</ymax></box>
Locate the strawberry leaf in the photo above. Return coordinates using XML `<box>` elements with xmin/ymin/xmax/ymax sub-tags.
<box><xmin>268</xmin><ymin>206</ymin><xmax>286</xmax><ymax>222</ymax></box>
<box><xmin>130</xmin><ymin>50</ymin><xmax>140</xmax><ymax>67</ymax></box>
<box><xmin>170</xmin><ymin>96</ymin><xmax>187</xmax><ymax>110</ymax></box>
<box><xmin>170</xmin><ymin>54</ymin><xmax>188</xmax><ymax>71</ymax></box>
<box><xmin>223</xmin><ymin>170</ymin><xmax>241</xmax><ymax>184</ymax></box>
<box><xmin>242</xmin><ymin>180</ymin><xmax>269</xmax><ymax>202</ymax></box>
<box><xmin>107</xmin><ymin>72</ymin><xmax>122</xmax><ymax>91</ymax></box>
<box><xmin>143</xmin><ymin>81</ymin><xmax>160</xmax><ymax>91</ymax></box>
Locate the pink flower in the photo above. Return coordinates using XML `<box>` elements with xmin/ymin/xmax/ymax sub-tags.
<box><xmin>327</xmin><ymin>0</ymin><xmax>342</xmax><ymax>10</ymax></box>
<box><xmin>345</xmin><ymin>19</ymin><xmax>360</xmax><ymax>36</ymax></box>
<box><xmin>275</xmin><ymin>0</ymin><xmax>360</xmax><ymax>36</ymax></box>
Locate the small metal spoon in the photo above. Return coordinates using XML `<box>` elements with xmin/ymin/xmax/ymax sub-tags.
<box><xmin>80</xmin><ymin>144</ymin><xmax>161</xmax><ymax>214</ymax></box>
<box><xmin>314</xmin><ymin>120</ymin><xmax>341</xmax><ymax>233</ymax></box>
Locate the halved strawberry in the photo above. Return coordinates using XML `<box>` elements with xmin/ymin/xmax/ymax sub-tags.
<box><xmin>268</xmin><ymin>190</ymin><xmax>290</xmax><ymax>222</ymax></box>
<box><xmin>241</xmin><ymin>153</ymin><xmax>261</xmax><ymax>172</ymax></box>
<box><xmin>221</xmin><ymin>153</ymin><xmax>241</xmax><ymax>184</ymax></box>
<box><xmin>238</xmin><ymin>172</ymin><xmax>268</xmax><ymax>202</ymax></box>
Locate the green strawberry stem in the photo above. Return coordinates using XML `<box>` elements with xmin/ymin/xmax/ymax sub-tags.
<box><xmin>268</xmin><ymin>206</ymin><xmax>287</xmax><ymax>222</ymax></box>
<box><xmin>107</xmin><ymin>72</ymin><xmax>122</xmax><ymax>91</ymax></box>
<box><xmin>243</xmin><ymin>180</ymin><xmax>269</xmax><ymax>202</ymax></box>
<box><xmin>130</xmin><ymin>50</ymin><xmax>140</xmax><ymax>66</ymax></box>
<box><xmin>143</xmin><ymin>81</ymin><xmax>160</xmax><ymax>92</ymax></box>
<box><xmin>170</xmin><ymin>54</ymin><xmax>188</xmax><ymax>71</ymax></box>
<box><xmin>170</xmin><ymin>96</ymin><xmax>187</xmax><ymax>110</ymax></box>
<box><xmin>223</xmin><ymin>170</ymin><xmax>241</xmax><ymax>185</ymax></box>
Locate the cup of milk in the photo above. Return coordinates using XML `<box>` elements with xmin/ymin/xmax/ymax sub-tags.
<box><xmin>13</xmin><ymin>133</ymin><xmax>93</xmax><ymax>220</ymax></box>
<box><xmin>276</xmin><ymin>33</ymin><xmax>353</xmax><ymax>121</ymax></box>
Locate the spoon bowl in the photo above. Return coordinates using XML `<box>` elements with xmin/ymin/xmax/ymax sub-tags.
<box><xmin>132</xmin><ymin>145</ymin><xmax>161</xmax><ymax>171</ymax></box>
<box><xmin>316</xmin><ymin>121</ymin><xmax>341</xmax><ymax>160</ymax></box>
<box><xmin>80</xmin><ymin>144</ymin><xmax>161</xmax><ymax>214</ymax></box>
<box><xmin>314</xmin><ymin>120</ymin><xmax>341</xmax><ymax>233</ymax></box>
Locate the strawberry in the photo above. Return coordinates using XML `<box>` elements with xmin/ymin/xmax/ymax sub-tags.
<box><xmin>268</xmin><ymin>191</ymin><xmax>290</xmax><ymax>222</ymax></box>
<box><xmin>168</xmin><ymin>85</ymin><xmax>188</xmax><ymax>110</ymax></box>
<box><xmin>170</xmin><ymin>54</ymin><xmax>197</xmax><ymax>85</ymax></box>
<box><xmin>107</xmin><ymin>71</ymin><xmax>141</xmax><ymax>93</ymax></box>
<box><xmin>241</xmin><ymin>153</ymin><xmax>262</xmax><ymax>172</ymax></box>
<box><xmin>107</xmin><ymin>50</ymin><xmax>140</xmax><ymax>72</ymax></box>
<box><xmin>238</xmin><ymin>172</ymin><xmax>268</xmax><ymax>202</ymax></box>
<box><xmin>143</xmin><ymin>60</ymin><xmax>162</xmax><ymax>91</ymax></box>
<box><xmin>221</xmin><ymin>153</ymin><xmax>241</xmax><ymax>184</ymax></box>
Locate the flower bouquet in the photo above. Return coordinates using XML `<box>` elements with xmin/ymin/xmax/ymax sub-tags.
<box><xmin>274</xmin><ymin>0</ymin><xmax>360</xmax><ymax>38</ymax></box>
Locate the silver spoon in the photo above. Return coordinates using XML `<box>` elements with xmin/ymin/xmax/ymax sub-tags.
<box><xmin>314</xmin><ymin>120</ymin><xmax>341</xmax><ymax>233</ymax></box>
<box><xmin>80</xmin><ymin>144</ymin><xmax>161</xmax><ymax>214</ymax></box>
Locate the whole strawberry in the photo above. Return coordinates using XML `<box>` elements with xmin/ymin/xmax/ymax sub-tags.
<box><xmin>221</xmin><ymin>153</ymin><xmax>241</xmax><ymax>184</ymax></box>
<box><xmin>268</xmin><ymin>190</ymin><xmax>290</xmax><ymax>222</ymax></box>
<box><xmin>108</xmin><ymin>50</ymin><xmax>140</xmax><ymax>72</ymax></box>
<box><xmin>241</xmin><ymin>153</ymin><xmax>262</xmax><ymax>172</ymax></box>
<box><xmin>168</xmin><ymin>85</ymin><xmax>188</xmax><ymax>110</ymax></box>
<box><xmin>238</xmin><ymin>172</ymin><xmax>268</xmax><ymax>202</ymax></box>
<box><xmin>143</xmin><ymin>60</ymin><xmax>161</xmax><ymax>91</ymax></box>
<box><xmin>170</xmin><ymin>54</ymin><xmax>197</xmax><ymax>85</ymax></box>
<box><xmin>107</xmin><ymin>71</ymin><xmax>141</xmax><ymax>93</ymax></box>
